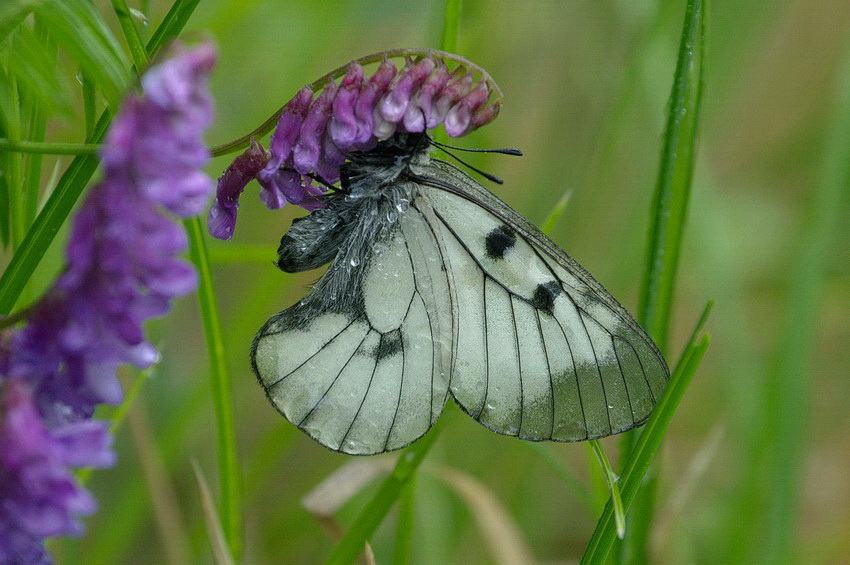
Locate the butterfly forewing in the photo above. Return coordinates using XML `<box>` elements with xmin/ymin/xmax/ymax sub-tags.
<box><xmin>415</xmin><ymin>160</ymin><xmax>669</xmax><ymax>441</ymax></box>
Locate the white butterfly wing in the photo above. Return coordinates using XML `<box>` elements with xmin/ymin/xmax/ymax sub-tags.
<box><xmin>414</xmin><ymin>160</ymin><xmax>669</xmax><ymax>441</ymax></box>
<box><xmin>252</xmin><ymin>205</ymin><xmax>453</xmax><ymax>455</ymax></box>
<box><xmin>252</xmin><ymin>155</ymin><xmax>668</xmax><ymax>453</ymax></box>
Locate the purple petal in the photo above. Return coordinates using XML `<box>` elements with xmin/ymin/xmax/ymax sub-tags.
<box><xmin>445</xmin><ymin>81</ymin><xmax>490</xmax><ymax>137</ymax></box>
<box><xmin>328</xmin><ymin>64</ymin><xmax>364</xmax><ymax>147</ymax></box>
<box><xmin>380</xmin><ymin>57</ymin><xmax>436</xmax><ymax>123</ymax></box>
<box><xmin>414</xmin><ymin>62</ymin><xmax>451</xmax><ymax>130</ymax></box>
<box><xmin>354</xmin><ymin>59</ymin><xmax>397</xmax><ymax>144</ymax></box>
<box><xmin>259</xmin><ymin>86</ymin><xmax>314</xmax><ymax>182</ymax></box>
<box><xmin>431</xmin><ymin>71</ymin><xmax>473</xmax><ymax>130</ymax></box>
<box><xmin>293</xmin><ymin>81</ymin><xmax>337</xmax><ymax>174</ymax></box>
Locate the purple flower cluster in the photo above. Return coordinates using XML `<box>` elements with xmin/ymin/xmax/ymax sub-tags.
<box><xmin>208</xmin><ymin>52</ymin><xmax>501</xmax><ymax>239</ymax></box>
<box><xmin>0</xmin><ymin>42</ymin><xmax>216</xmax><ymax>562</ymax></box>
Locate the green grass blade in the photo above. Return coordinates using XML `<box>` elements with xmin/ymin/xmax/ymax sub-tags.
<box><xmin>439</xmin><ymin>0</ymin><xmax>461</xmax><ymax>53</ymax></box>
<box><xmin>3</xmin><ymin>77</ymin><xmax>24</xmax><ymax>249</ymax></box>
<box><xmin>0</xmin><ymin>111</ymin><xmax>108</xmax><ymax>315</ymax></box>
<box><xmin>0</xmin><ymin>0</ymin><xmax>39</xmax><ymax>43</ymax></box>
<box><xmin>751</xmin><ymin>40</ymin><xmax>850</xmax><ymax>565</ymax></box>
<box><xmin>539</xmin><ymin>187</ymin><xmax>572</xmax><ymax>236</ymax></box>
<box><xmin>111</xmin><ymin>0</ymin><xmax>149</xmax><ymax>72</ymax></box>
<box><xmin>615</xmin><ymin>1</ymin><xmax>706</xmax><ymax>560</ymax></box>
<box><xmin>81</xmin><ymin>68</ymin><xmax>97</xmax><ymax>138</ymax></box>
<box><xmin>588</xmin><ymin>440</ymin><xmax>626</xmax><ymax>539</ymax></box>
<box><xmin>581</xmin><ymin>302</ymin><xmax>712</xmax><ymax>564</ymax></box>
<box><xmin>185</xmin><ymin>216</ymin><xmax>242</xmax><ymax>563</ymax></box>
<box><xmin>5</xmin><ymin>24</ymin><xmax>72</xmax><ymax>116</ymax></box>
<box><xmin>0</xmin><ymin>139</ymin><xmax>100</xmax><ymax>154</ymax></box>
<box><xmin>392</xmin><ymin>477</ymin><xmax>417</xmax><ymax>565</ymax></box>
<box><xmin>0</xmin><ymin>1</ymin><xmax>202</xmax><ymax>314</ymax></box>
<box><xmin>35</xmin><ymin>0</ymin><xmax>130</xmax><ymax>107</ymax></box>
<box><xmin>145</xmin><ymin>0</ymin><xmax>202</xmax><ymax>57</ymax></box>
<box><xmin>324</xmin><ymin>413</ymin><xmax>448</xmax><ymax>565</ymax></box>
<box><xmin>637</xmin><ymin>0</ymin><xmax>706</xmax><ymax>352</ymax></box>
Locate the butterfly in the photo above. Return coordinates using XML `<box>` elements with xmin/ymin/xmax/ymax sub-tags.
<box><xmin>250</xmin><ymin>131</ymin><xmax>669</xmax><ymax>455</ymax></box>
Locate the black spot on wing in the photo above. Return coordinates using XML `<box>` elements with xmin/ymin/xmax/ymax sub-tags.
<box><xmin>531</xmin><ymin>281</ymin><xmax>561</xmax><ymax>315</ymax></box>
<box><xmin>484</xmin><ymin>225</ymin><xmax>516</xmax><ymax>260</ymax></box>
<box><xmin>374</xmin><ymin>329</ymin><xmax>403</xmax><ymax>361</ymax></box>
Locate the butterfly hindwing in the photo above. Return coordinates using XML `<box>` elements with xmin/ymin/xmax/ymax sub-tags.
<box><xmin>252</xmin><ymin>194</ymin><xmax>452</xmax><ymax>455</ymax></box>
<box><xmin>414</xmin><ymin>160</ymin><xmax>669</xmax><ymax>441</ymax></box>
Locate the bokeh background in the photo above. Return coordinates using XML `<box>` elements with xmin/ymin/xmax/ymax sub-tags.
<box><xmin>38</xmin><ymin>0</ymin><xmax>850</xmax><ymax>563</ymax></box>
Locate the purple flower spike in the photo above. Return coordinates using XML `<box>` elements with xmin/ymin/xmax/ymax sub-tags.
<box><xmin>445</xmin><ymin>81</ymin><xmax>490</xmax><ymax>137</ymax></box>
<box><xmin>209</xmin><ymin>50</ymin><xmax>504</xmax><ymax>237</ymax></box>
<box><xmin>259</xmin><ymin>87</ymin><xmax>314</xmax><ymax>185</ymax></box>
<box><xmin>0</xmin><ymin>380</ymin><xmax>113</xmax><ymax>562</ymax></box>
<box><xmin>209</xmin><ymin>139</ymin><xmax>270</xmax><ymax>239</ymax></box>
<box><xmin>380</xmin><ymin>57</ymin><xmax>436</xmax><ymax>123</ymax></box>
<box><xmin>354</xmin><ymin>59</ymin><xmax>397</xmax><ymax>145</ymax></box>
<box><xmin>329</xmin><ymin>64</ymin><xmax>365</xmax><ymax>146</ymax></box>
<box><xmin>293</xmin><ymin>81</ymin><xmax>337</xmax><ymax>174</ymax></box>
<box><xmin>1</xmin><ymin>42</ymin><xmax>216</xmax><ymax>562</ymax></box>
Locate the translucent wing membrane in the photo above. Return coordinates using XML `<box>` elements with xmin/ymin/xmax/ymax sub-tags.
<box><xmin>252</xmin><ymin>205</ymin><xmax>453</xmax><ymax>455</ymax></box>
<box><xmin>416</xmin><ymin>160</ymin><xmax>669</xmax><ymax>441</ymax></box>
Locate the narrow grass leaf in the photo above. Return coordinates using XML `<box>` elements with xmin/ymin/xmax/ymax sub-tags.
<box><xmin>0</xmin><ymin>0</ymin><xmax>202</xmax><ymax>314</ymax></box>
<box><xmin>393</xmin><ymin>478</ymin><xmax>416</xmax><ymax>565</ymax></box>
<box><xmin>439</xmin><ymin>0</ymin><xmax>462</xmax><ymax>53</ymax></box>
<box><xmin>581</xmin><ymin>301</ymin><xmax>712</xmax><ymax>564</ymax></box>
<box><xmin>588</xmin><ymin>440</ymin><xmax>626</xmax><ymax>539</ymax></box>
<box><xmin>637</xmin><ymin>0</ymin><xmax>706</xmax><ymax>351</ymax></box>
<box><xmin>753</xmin><ymin>40</ymin><xmax>850</xmax><ymax>565</ymax></box>
<box><xmin>539</xmin><ymin>187</ymin><xmax>572</xmax><ymax>236</ymax></box>
<box><xmin>434</xmin><ymin>466</ymin><xmax>537</xmax><ymax>565</ymax></box>
<box><xmin>192</xmin><ymin>461</ymin><xmax>236</xmax><ymax>565</ymax></box>
<box><xmin>324</xmin><ymin>408</ymin><xmax>453</xmax><ymax>565</ymax></box>
<box><xmin>5</xmin><ymin>25</ymin><xmax>72</xmax><ymax>115</ymax></box>
<box><xmin>82</xmin><ymin>69</ymin><xmax>96</xmax><ymax>138</ymax></box>
<box><xmin>618</xmin><ymin>0</ymin><xmax>706</xmax><ymax>559</ymax></box>
<box><xmin>0</xmin><ymin>111</ymin><xmax>109</xmax><ymax>315</ymax></box>
<box><xmin>111</xmin><ymin>0</ymin><xmax>149</xmax><ymax>72</ymax></box>
<box><xmin>185</xmin><ymin>216</ymin><xmax>242</xmax><ymax>563</ymax></box>
<box><xmin>524</xmin><ymin>442</ymin><xmax>595</xmax><ymax>512</ymax></box>
<box><xmin>146</xmin><ymin>0</ymin><xmax>202</xmax><ymax>57</ymax></box>
<box><xmin>0</xmin><ymin>0</ymin><xmax>40</xmax><ymax>43</ymax></box>
<box><xmin>36</xmin><ymin>0</ymin><xmax>130</xmax><ymax>106</ymax></box>
<box><xmin>129</xmin><ymin>402</ymin><xmax>193</xmax><ymax>565</ymax></box>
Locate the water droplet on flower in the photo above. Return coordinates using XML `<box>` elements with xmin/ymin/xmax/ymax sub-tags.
<box><xmin>350</xmin><ymin>257</ymin><xmax>360</xmax><ymax>267</ymax></box>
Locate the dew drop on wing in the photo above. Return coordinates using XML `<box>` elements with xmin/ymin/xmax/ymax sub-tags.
<box><xmin>350</xmin><ymin>257</ymin><xmax>360</xmax><ymax>267</ymax></box>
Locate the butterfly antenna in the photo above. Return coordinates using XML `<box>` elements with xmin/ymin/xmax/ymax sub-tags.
<box><xmin>431</xmin><ymin>144</ymin><xmax>509</xmax><ymax>184</ymax></box>
<box><xmin>430</xmin><ymin>139</ymin><xmax>523</xmax><ymax>156</ymax></box>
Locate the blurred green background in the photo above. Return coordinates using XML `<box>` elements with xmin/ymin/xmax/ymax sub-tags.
<box><xmin>38</xmin><ymin>0</ymin><xmax>850</xmax><ymax>563</ymax></box>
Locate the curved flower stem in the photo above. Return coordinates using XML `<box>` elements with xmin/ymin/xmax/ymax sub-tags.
<box><xmin>185</xmin><ymin>216</ymin><xmax>242</xmax><ymax>563</ymax></box>
<box><xmin>210</xmin><ymin>47</ymin><xmax>504</xmax><ymax>158</ymax></box>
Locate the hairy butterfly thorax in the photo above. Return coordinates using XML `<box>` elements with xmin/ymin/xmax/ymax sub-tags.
<box><xmin>273</xmin><ymin>133</ymin><xmax>430</xmax><ymax>331</ymax></box>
